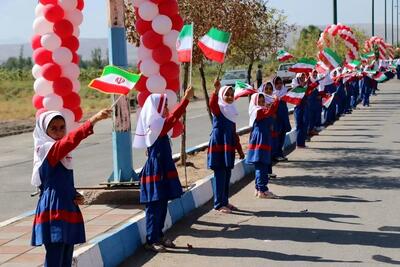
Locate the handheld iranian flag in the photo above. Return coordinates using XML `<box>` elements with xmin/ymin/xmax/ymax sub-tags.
<box><xmin>319</xmin><ymin>48</ymin><xmax>342</xmax><ymax>70</ymax></box>
<box><xmin>288</xmin><ymin>58</ymin><xmax>317</xmax><ymax>73</ymax></box>
<box><xmin>176</xmin><ymin>24</ymin><xmax>194</xmax><ymax>63</ymax></box>
<box><xmin>89</xmin><ymin>65</ymin><xmax>141</xmax><ymax>95</ymax></box>
<box><xmin>277</xmin><ymin>50</ymin><xmax>294</xmax><ymax>62</ymax></box>
<box><xmin>281</xmin><ymin>87</ymin><xmax>307</xmax><ymax>106</ymax></box>
<box><xmin>374</xmin><ymin>72</ymin><xmax>388</xmax><ymax>83</ymax></box>
<box><xmin>234</xmin><ymin>81</ymin><xmax>256</xmax><ymax>100</ymax></box>
<box><xmin>316</xmin><ymin>61</ymin><xmax>329</xmax><ymax>74</ymax></box>
<box><xmin>198</xmin><ymin>27</ymin><xmax>231</xmax><ymax>63</ymax></box>
<box><xmin>345</xmin><ymin>60</ymin><xmax>361</xmax><ymax>71</ymax></box>
<box><xmin>322</xmin><ymin>93</ymin><xmax>335</xmax><ymax>108</ymax></box>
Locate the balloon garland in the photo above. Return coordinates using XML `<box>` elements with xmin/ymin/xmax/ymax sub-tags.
<box><xmin>364</xmin><ymin>36</ymin><xmax>387</xmax><ymax>60</ymax></box>
<box><xmin>32</xmin><ymin>0</ymin><xmax>84</xmax><ymax>130</ymax></box>
<box><xmin>317</xmin><ymin>24</ymin><xmax>359</xmax><ymax>64</ymax></box>
<box><xmin>133</xmin><ymin>0</ymin><xmax>184</xmax><ymax>137</ymax></box>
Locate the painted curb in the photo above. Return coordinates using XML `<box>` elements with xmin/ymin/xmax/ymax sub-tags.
<box><xmin>72</xmin><ymin>128</ymin><xmax>298</xmax><ymax>267</ymax></box>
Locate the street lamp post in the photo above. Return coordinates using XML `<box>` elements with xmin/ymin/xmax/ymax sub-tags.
<box><xmin>393</xmin><ymin>0</ymin><xmax>395</xmax><ymax>45</ymax></box>
<box><xmin>333</xmin><ymin>0</ymin><xmax>338</xmax><ymax>24</ymax></box>
<box><xmin>385</xmin><ymin>0</ymin><xmax>388</xmax><ymax>41</ymax></box>
<box><xmin>372</xmin><ymin>0</ymin><xmax>375</xmax><ymax>36</ymax></box>
<box><xmin>397</xmin><ymin>0</ymin><xmax>399</xmax><ymax>46</ymax></box>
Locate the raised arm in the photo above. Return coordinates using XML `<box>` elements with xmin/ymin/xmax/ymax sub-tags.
<box><xmin>256</xmin><ymin>99</ymin><xmax>279</xmax><ymax>120</ymax></box>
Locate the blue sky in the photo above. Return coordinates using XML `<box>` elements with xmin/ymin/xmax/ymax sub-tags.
<box><xmin>0</xmin><ymin>0</ymin><xmax>393</xmax><ymax>44</ymax></box>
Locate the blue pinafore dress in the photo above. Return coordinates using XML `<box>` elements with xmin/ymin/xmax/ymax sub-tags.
<box><xmin>246</xmin><ymin>117</ymin><xmax>273</xmax><ymax>165</ymax></box>
<box><xmin>31</xmin><ymin>160</ymin><xmax>85</xmax><ymax>246</ymax></box>
<box><xmin>207</xmin><ymin>113</ymin><xmax>237</xmax><ymax>170</ymax></box>
<box><xmin>139</xmin><ymin>135</ymin><xmax>183</xmax><ymax>203</ymax></box>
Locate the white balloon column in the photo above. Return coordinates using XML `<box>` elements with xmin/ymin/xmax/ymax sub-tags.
<box><xmin>32</xmin><ymin>0</ymin><xmax>84</xmax><ymax>130</ymax></box>
<box><xmin>133</xmin><ymin>0</ymin><xmax>184</xmax><ymax>137</ymax></box>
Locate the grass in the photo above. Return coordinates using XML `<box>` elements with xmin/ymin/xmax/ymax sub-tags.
<box><xmin>0</xmin><ymin>62</ymin><xmax>272</xmax><ymax>122</ymax></box>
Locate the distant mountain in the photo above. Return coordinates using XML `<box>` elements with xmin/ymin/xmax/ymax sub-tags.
<box><xmin>0</xmin><ymin>38</ymin><xmax>138</xmax><ymax>65</ymax></box>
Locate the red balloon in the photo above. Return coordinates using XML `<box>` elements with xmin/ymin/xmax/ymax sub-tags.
<box><xmin>135</xmin><ymin>19</ymin><xmax>152</xmax><ymax>35</ymax></box>
<box><xmin>160</xmin><ymin>62</ymin><xmax>180</xmax><ymax>78</ymax></box>
<box><xmin>63</xmin><ymin>92</ymin><xmax>81</xmax><ymax>109</ymax></box>
<box><xmin>32</xmin><ymin>95</ymin><xmax>44</xmax><ymax>110</ymax></box>
<box><xmin>33</xmin><ymin>48</ymin><xmax>52</xmax><ymax>66</ymax></box>
<box><xmin>36</xmin><ymin>108</ymin><xmax>48</xmax><ymax>118</ymax></box>
<box><xmin>42</xmin><ymin>63</ymin><xmax>62</xmax><ymax>81</ymax></box>
<box><xmin>159</xmin><ymin>0</ymin><xmax>178</xmax><ymax>17</ymax></box>
<box><xmin>72</xmin><ymin>107</ymin><xmax>83</xmax><ymax>121</ymax></box>
<box><xmin>171</xmin><ymin>120</ymin><xmax>184</xmax><ymax>138</ymax></box>
<box><xmin>44</xmin><ymin>4</ymin><xmax>64</xmax><ymax>23</ymax></box>
<box><xmin>72</xmin><ymin>52</ymin><xmax>80</xmax><ymax>64</ymax></box>
<box><xmin>166</xmin><ymin>78</ymin><xmax>180</xmax><ymax>92</ymax></box>
<box><xmin>76</xmin><ymin>0</ymin><xmax>84</xmax><ymax>10</ymax></box>
<box><xmin>39</xmin><ymin>0</ymin><xmax>57</xmax><ymax>4</ymax></box>
<box><xmin>171</xmin><ymin>15</ymin><xmax>184</xmax><ymax>31</ymax></box>
<box><xmin>135</xmin><ymin>76</ymin><xmax>148</xmax><ymax>92</ymax></box>
<box><xmin>137</xmin><ymin>90</ymin><xmax>151</xmax><ymax>107</ymax></box>
<box><xmin>31</xmin><ymin>35</ymin><xmax>42</xmax><ymax>50</ymax></box>
<box><xmin>53</xmin><ymin>77</ymin><xmax>73</xmax><ymax>96</ymax></box>
<box><xmin>142</xmin><ymin>31</ymin><xmax>163</xmax><ymax>50</ymax></box>
<box><xmin>54</xmin><ymin>20</ymin><xmax>73</xmax><ymax>38</ymax></box>
<box><xmin>153</xmin><ymin>45</ymin><xmax>172</xmax><ymax>65</ymax></box>
<box><xmin>62</xmin><ymin>36</ymin><xmax>79</xmax><ymax>51</ymax></box>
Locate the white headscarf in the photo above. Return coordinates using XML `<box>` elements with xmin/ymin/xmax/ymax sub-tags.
<box><xmin>218</xmin><ymin>86</ymin><xmax>238</xmax><ymax>123</ymax></box>
<box><xmin>248</xmin><ymin>93</ymin><xmax>274</xmax><ymax>127</ymax></box>
<box><xmin>32</xmin><ymin>111</ymin><xmax>73</xmax><ymax>187</ymax></box>
<box><xmin>272</xmin><ymin>76</ymin><xmax>288</xmax><ymax>99</ymax></box>
<box><xmin>291</xmin><ymin>73</ymin><xmax>303</xmax><ymax>88</ymax></box>
<box><xmin>133</xmin><ymin>94</ymin><xmax>168</xmax><ymax>149</ymax></box>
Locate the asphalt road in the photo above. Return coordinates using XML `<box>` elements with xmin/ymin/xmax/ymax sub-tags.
<box><xmin>0</xmin><ymin>97</ymin><xmax>251</xmax><ymax>222</ymax></box>
<box><xmin>121</xmin><ymin>81</ymin><xmax>400</xmax><ymax>266</ymax></box>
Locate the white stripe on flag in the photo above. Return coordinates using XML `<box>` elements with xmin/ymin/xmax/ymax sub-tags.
<box><xmin>98</xmin><ymin>73</ymin><xmax>135</xmax><ymax>88</ymax></box>
<box><xmin>199</xmin><ymin>35</ymin><xmax>229</xmax><ymax>53</ymax></box>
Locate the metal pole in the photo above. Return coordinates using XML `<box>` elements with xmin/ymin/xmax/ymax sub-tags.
<box><xmin>333</xmin><ymin>0</ymin><xmax>338</xmax><ymax>24</ymax></box>
<box><xmin>397</xmin><ymin>0</ymin><xmax>399</xmax><ymax>45</ymax></box>
<box><xmin>393</xmin><ymin>0</ymin><xmax>395</xmax><ymax>45</ymax></box>
<box><xmin>385</xmin><ymin>0</ymin><xmax>388</xmax><ymax>41</ymax></box>
<box><xmin>372</xmin><ymin>0</ymin><xmax>375</xmax><ymax>36</ymax></box>
<box><xmin>107</xmin><ymin>0</ymin><xmax>137</xmax><ymax>183</ymax></box>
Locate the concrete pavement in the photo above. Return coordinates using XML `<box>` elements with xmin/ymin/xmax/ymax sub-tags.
<box><xmin>121</xmin><ymin>81</ymin><xmax>400</xmax><ymax>266</ymax></box>
<box><xmin>0</xmin><ymin>97</ymin><xmax>251</xmax><ymax>221</ymax></box>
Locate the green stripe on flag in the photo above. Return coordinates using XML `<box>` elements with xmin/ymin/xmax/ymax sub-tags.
<box><xmin>102</xmin><ymin>65</ymin><xmax>140</xmax><ymax>82</ymax></box>
<box><xmin>351</xmin><ymin>60</ymin><xmax>361</xmax><ymax>67</ymax></box>
<box><xmin>207</xmin><ymin>27</ymin><xmax>231</xmax><ymax>43</ymax></box>
<box><xmin>324</xmin><ymin>48</ymin><xmax>342</xmax><ymax>65</ymax></box>
<box><xmin>298</xmin><ymin>58</ymin><xmax>317</xmax><ymax>66</ymax></box>
<box><xmin>291</xmin><ymin>87</ymin><xmax>307</xmax><ymax>93</ymax></box>
<box><xmin>179</xmin><ymin>24</ymin><xmax>193</xmax><ymax>39</ymax></box>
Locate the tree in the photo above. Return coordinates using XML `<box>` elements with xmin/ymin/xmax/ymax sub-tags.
<box><xmin>292</xmin><ymin>25</ymin><xmax>322</xmax><ymax>58</ymax></box>
<box><xmin>90</xmin><ymin>48</ymin><xmax>104</xmax><ymax>69</ymax></box>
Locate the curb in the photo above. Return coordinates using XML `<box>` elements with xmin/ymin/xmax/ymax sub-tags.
<box><xmin>72</xmin><ymin>128</ymin><xmax>298</xmax><ymax>267</ymax></box>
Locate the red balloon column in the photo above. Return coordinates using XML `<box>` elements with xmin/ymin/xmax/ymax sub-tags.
<box><xmin>133</xmin><ymin>0</ymin><xmax>184</xmax><ymax>137</ymax></box>
<box><xmin>32</xmin><ymin>0</ymin><xmax>84</xmax><ymax>130</ymax></box>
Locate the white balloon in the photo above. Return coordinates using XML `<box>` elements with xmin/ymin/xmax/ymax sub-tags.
<box><xmin>165</xmin><ymin>89</ymin><xmax>177</xmax><ymax>109</ymax></box>
<box><xmin>32</xmin><ymin>64</ymin><xmax>42</xmax><ymax>79</ymax></box>
<box><xmin>137</xmin><ymin>45</ymin><xmax>152</xmax><ymax>61</ymax></box>
<box><xmin>41</xmin><ymin>33</ymin><xmax>62</xmax><ymax>51</ymax></box>
<box><xmin>43</xmin><ymin>93</ymin><xmax>63</xmax><ymax>110</ymax></box>
<box><xmin>72</xmin><ymin>79</ymin><xmax>81</xmax><ymax>92</ymax></box>
<box><xmin>138</xmin><ymin>2</ymin><xmax>159</xmax><ymax>21</ymax></box>
<box><xmin>140</xmin><ymin>58</ymin><xmax>160</xmax><ymax>77</ymax></box>
<box><xmin>152</xmin><ymin>15</ymin><xmax>172</xmax><ymax>35</ymax></box>
<box><xmin>53</xmin><ymin>47</ymin><xmax>73</xmax><ymax>65</ymax></box>
<box><xmin>35</xmin><ymin>3</ymin><xmax>45</xmax><ymax>17</ymax></box>
<box><xmin>133</xmin><ymin>0</ymin><xmax>145</xmax><ymax>7</ymax></box>
<box><xmin>146</xmin><ymin>74</ymin><xmax>167</xmax><ymax>93</ymax></box>
<box><xmin>34</xmin><ymin>78</ymin><xmax>53</xmax><ymax>96</ymax></box>
<box><xmin>62</xmin><ymin>63</ymin><xmax>80</xmax><ymax>80</ymax></box>
<box><xmin>59</xmin><ymin>0</ymin><xmax>78</xmax><ymax>12</ymax></box>
<box><xmin>163</xmin><ymin>30</ymin><xmax>179</xmax><ymax>48</ymax></box>
<box><xmin>33</xmin><ymin>16</ymin><xmax>54</xmax><ymax>35</ymax></box>
<box><xmin>73</xmin><ymin>27</ymin><xmax>80</xmax><ymax>37</ymax></box>
<box><xmin>65</xmin><ymin>9</ymin><xmax>83</xmax><ymax>26</ymax></box>
<box><xmin>171</xmin><ymin>49</ymin><xmax>179</xmax><ymax>63</ymax></box>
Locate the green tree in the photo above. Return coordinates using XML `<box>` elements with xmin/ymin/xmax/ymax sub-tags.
<box><xmin>292</xmin><ymin>25</ymin><xmax>322</xmax><ymax>58</ymax></box>
<box><xmin>90</xmin><ymin>48</ymin><xmax>104</xmax><ymax>69</ymax></box>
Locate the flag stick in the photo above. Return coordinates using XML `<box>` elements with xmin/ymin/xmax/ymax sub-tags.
<box><xmin>110</xmin><ymin>94</ymin><xmax>124</xmax><ymax>109</ymax></box>
<box><xmin>216</xmin><ymin>62</ymin><xmax>224</xmax><ymax>80</ymax></box>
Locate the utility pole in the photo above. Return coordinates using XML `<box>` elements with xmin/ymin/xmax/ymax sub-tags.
<box><xmin>333</xmin><ymin>0</ymin><xmax>338</xmax><ymax>24</ymax></box>
<box><xmin>393</xmin><ymin>0</ymin><xmax>395</xmax><ymax>45</ymax></box>
<box><xmin>385</xmin><ymin>0</ymin><xmax>388</xmax><ymax>41</ymax></box>
<box><xmin>372</xmin><ymin>0</ymin><xmax>375</xmax><ymax>36</ymax></box>
<box><xmin>107</xmin><ymin>0</ymin><xmax>137</xmax><ymax>183</ymax></box>
<box><xmin>397</xmin><ymin>0</ymin><xmax>399</xmax><ymax>45</ymax></box>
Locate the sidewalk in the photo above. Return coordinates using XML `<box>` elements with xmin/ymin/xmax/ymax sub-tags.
<box><xmin>0</xmin><ymin>205</ymin><xmax>142</xmax><ymax>266</ymax></box>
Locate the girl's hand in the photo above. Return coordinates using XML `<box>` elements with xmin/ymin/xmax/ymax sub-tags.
<box><xmin>239</xmin><ymin>151</ymin><xmax>245</xmax><ymax>160</ymax></box>
<box><xmin>89</xmin><ymin>109</ymin><xmax>112</xmax><ymax>125</ymax></box>
<box><xmin>74</xmin><ymin>193</ymin><xmax>85</xmax><ymax>206</ymax></box>
<box><xmin>214</xmin><ymin>79</ymin><xmax>221</xmax><ymax>92</ymax></box>
<box><xmin>184</xmin><ymin>86</ymin><xmax>194</xmax><ymax>100</ymax></box>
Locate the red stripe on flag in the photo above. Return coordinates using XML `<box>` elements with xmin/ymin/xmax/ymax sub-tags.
<box><xmin>178</xmin><ymin>50</ymin><xmax>192</xmax><ymax>63</ymax></box>
<box><xmin>198</xmin><ymin>41</ymin><xmax>226</xmax><ymax>63</ymax></box>
<box><xmin>281</xmin><ymin>95</ymin><xmax>303</xmax><ymax>106</ymax></box>
<box><xmin>89</xmin><ymin>80</ymin><xmax>130</xmax><ymax>95</ymax></box>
